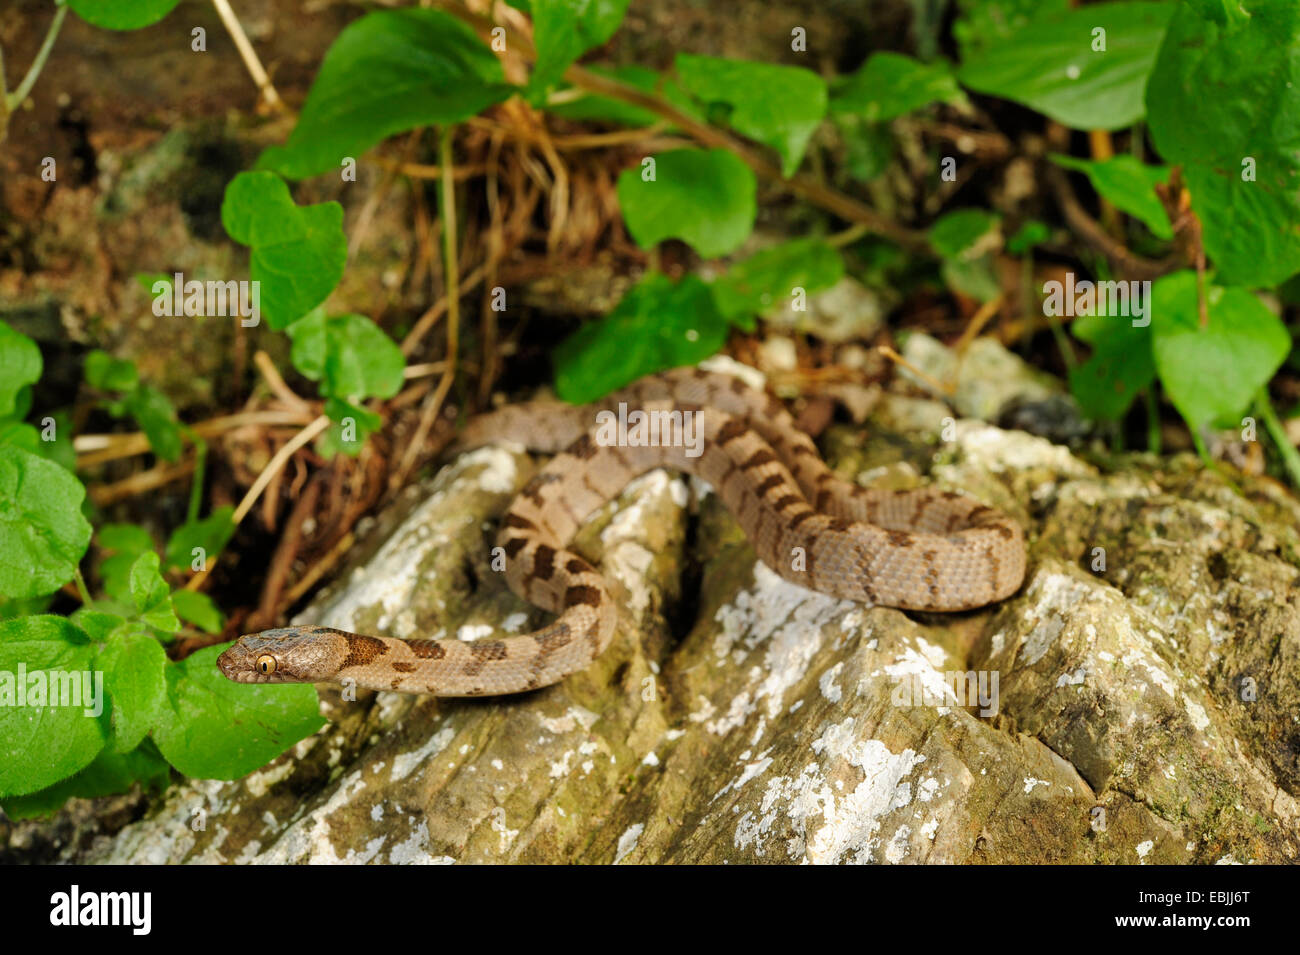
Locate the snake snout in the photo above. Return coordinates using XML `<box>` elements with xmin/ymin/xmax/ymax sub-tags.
<box><xmin>216</xmin><ymin>646</ymin><xmax>242</xmax><ymax>681</ymax></box>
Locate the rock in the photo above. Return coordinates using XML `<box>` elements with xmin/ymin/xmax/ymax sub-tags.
<box><xmin>24</xmin><ymin>396</ymin><xmax>1300</xmax><ymax>864</ymax></box>
<box><xmin>900</xmin><ymin>332</ymin><xmax>1068</xmax><ymax>422</ymax></box>
<box><xmin>765</xmin><ymin>276</ymin><xmax>884</xmax><ymax>344</ymax></box>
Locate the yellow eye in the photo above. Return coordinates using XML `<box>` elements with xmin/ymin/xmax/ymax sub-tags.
<box><xmin>256</xmin><ymin>654</ymin><xmax>277</xmax><ymax>675</ymax></box>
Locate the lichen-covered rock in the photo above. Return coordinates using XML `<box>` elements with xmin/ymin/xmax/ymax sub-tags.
<box><xmin>30</xmin><ymin>394</ymin><xmax>1300</xmax><ymax>864</ymax></box>
<box><xmin>900</xmin><ymin>332</ymin><xmax>1067</xmax><ymax>421</ymax></box>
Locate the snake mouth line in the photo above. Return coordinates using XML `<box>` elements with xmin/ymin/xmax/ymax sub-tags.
<box><xmin>216</xmin><ymin>649</ymin><xmax>261</xmax><ymax>683</ymax></box>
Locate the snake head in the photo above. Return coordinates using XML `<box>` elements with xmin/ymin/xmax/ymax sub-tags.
<box><xmin>218</xmin><ymin>627</ymin><xmax>344</xmax><ymax>685</ymax></box>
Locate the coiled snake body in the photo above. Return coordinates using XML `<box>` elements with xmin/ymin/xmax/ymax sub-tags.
<box><xmin>218</xmin><ymin>368</ymin><xmax>1026</xmax><ymax>696</ymax></box>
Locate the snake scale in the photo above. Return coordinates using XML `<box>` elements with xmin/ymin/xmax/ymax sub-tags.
<box><xmin>218</xmin><ymin>367</ymin><xmax>1026</xmax><ymax>696</ymax></box>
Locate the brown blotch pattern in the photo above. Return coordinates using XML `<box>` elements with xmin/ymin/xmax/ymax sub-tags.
<box><xmin>408</xmin><ymin>640</ymin><xmax>448</xmax><ymax>659</ymax></box>
<box><xmin>564</xmin><ymin>584</ymin><xmax>604</xmax><ymax>608</ymax></box>
<box><xmin>567</xmin><ymin>433</ymin><xmax>599</xmax><ymax>460</ymax></box>
<box><xmin>470</xmin><ymin>641</ymin><xmax>509</xmax><ymax>662</ymax></box>
<box><xmin>716</xmin><ymin>418</ymin><xmax>749</xmax><ymax>446</ymax></box>
<box><xmin>341</xmin><ymin>634</ymin><xmax>390</xmax><ymax>669</ymax></box>
<box><xmin>502</xmin><ymin>512</ymin><xmax>536</xmax><ymax>530</ymax></box>
<box><xmin>532</xmin><ymin>543</ymin><xmax>557</xmax><ymax>581</ymax></box>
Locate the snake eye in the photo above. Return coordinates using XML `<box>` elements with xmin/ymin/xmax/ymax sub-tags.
<box><xmin>256</xmin><ymin>654</ymin><xmax>277</xmax><ymax>675</ymax></box>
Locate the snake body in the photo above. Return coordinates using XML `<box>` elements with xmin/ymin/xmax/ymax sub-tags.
<box><xmin>218</xmin><ymin>367</ymin><xmax>1026</xmax><ymax>696</ymax></box>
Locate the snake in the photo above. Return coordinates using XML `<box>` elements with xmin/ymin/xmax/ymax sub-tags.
<box><xmin>217</xmin><ymin>367</ymin><xmax>1026</xmax><ymax>696</ymax></box>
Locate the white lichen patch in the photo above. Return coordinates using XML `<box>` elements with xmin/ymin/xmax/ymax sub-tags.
<box><xmin>243</xmin><ymin>754</ymin><xmax>300</xmax><ymax>798</ymax></box>
<box><xmin>729</xmin><ymin>718</ymin><xmax>926</xmax><ymax>864</ymax></box>
<box><xmin>257</xmin><ymin>768</ymin><xmax>371</xmax><ymax>864</ymax></box>
<box><xmin>709</xmin><ymin>563</ymin><xmax>859</xmax><ymax>731</ymax></box>
<box><xmin>613</xmin><ymin>823</ymin><xmax>645</xmax><ymax>864</ymax></box>
<box><xmin>945</xmin><ymin>419</ymin><xmax>1093</xmax><ymax>478</ymax></box>
<box><xmin>536</xmin><ymin>706</ymin><xmax>598</xmax><ymax>734</ymax></box>
<box><xmin>601</xmin><ymin>469</ymin><xmax>684</xmax><ymax>618</ymax></box>
<box><xmin>880</xmin><ymin>646</ymin><xmax>960</xmax><ymax>708</ymax></box>
<box><xmin>387</xmin><ymin>823</ymin><xmax>441</xmax><ymax>864</ymax></box>
<box><xmin>1120</xmin><ymin>646</ymin><xmax>1177</xmax><ymax>700</ymax></box>
<box><xmin>391</xmin><ymin>725</ymin><xmax>457</xmax><ymax>782</ymax></box>
<box><xmin>819</xmin><ymin>662</ymin><xmax>844</xmax><ymax>702</ymax></box>
<box><xmin>1020</xmin><ymin>572</ymin><xmax>1094</xmax><ymax>666</ymax></box>
<box><xmin>1182</xmin><ymin>694</ymin><xmax>1211</xmax><ymax>733</ymax></box>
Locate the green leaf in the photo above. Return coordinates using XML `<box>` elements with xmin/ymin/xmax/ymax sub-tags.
<box><xmin>712</xmin><ymin>239</ymin><xmax>845</xmax><ymax>330</ymax></box>
<box><xmin>128</xmin><ymin>551</ymin><xmax>180</xmax><ymax>633</ymax></box>
<box><xmin>0</xmin><ymin>447</ymin><xmax>93</xmax><ymax>600</ymax></box>
<box><xmin>0</xmin><ymin>594</ymin><xmax>51</xmax><ymax>622</ymax></box>
<box><xmin>172</xmin><ymin>590</ymin><xmax>224</xmax><ymax>635</ymax></box>
<box><xmin>1051</xmin><ymin>154</ymin><xmax>1172</xmax><ymax>239</ymax></box>
<box><xmin>33</xmin><ymin>410</ymin><xmax>76</xmax><ymax>471</ymax></box>
<box><xmin>617</xmin><ymin>149</ymin><xmax>756</xmax><ymax>258</ymax></box>
<box><xmin>532</xmin><ymin>0</ymin><xmax>632</xmax><ymax>89</ymax></box>
<box><xmin>675</xmin><ymin>55</ymin><xmax>828</xmax><ymax>177</ymax></box>
<box><xmin>1068</xmin><ymin>312</ymin><xmax>1156</xmax><ymax>420</ymax></box>
<box><xmin>286</xmin><ymin>309</ymin><xmax>406</xmax><ymax>400</ymax></box>
<box><xmin>0</xmin><ymin>421</ymin><xmax>39</xmax><ymax>454</ymax></box>
<box><xmin>123</xmin><ymin>386</ymin><xmax>183</xmax><ymax>462</ymax></box>
<box><xmin>0</xmin><ymin>323</ymin><xmax>42</xmax><ymax>419</ymax></box>
<box><xmin>1151</xmin><ymin>271</ymin><xmax>1291</xmax><ymax>430</ymax></box>
<box><xmin>164</xmin><ymin>507</ymin><xmax>235</xmax><ymax>572</ymax></box>
<box><xmin>929</xmin><ymin>209</ymin><xmax>1002</xmax><ymax>259</ymax></box>
<box><xmin>546</xmin><ymin>65</ymin><xmax>702</xmax><ymax>127</ymax></box>
<box><xmin>67</xmin><ymin>0</ymin><xmax>182</xmax><ymax>30</ymax></box>
<box><xmin>957</xmin><ymin>2</ymin><xmax>1174</xmax><ymax>130</ymax></box>
<box><xmin>221</xmin><ymin>172</ymin><xmax>348</xmax><ymax>330</ymax></box>
<box><xmin>941</xmin><ymin>258</ymin><xmax>1002</xmax><ymax>302</ymax></box>
<box><xmin>97</xmin><ymin>523</ymin><xmax>155</xmax><ymax>602</ymax></box>
<box><xmin>8</xmin><ymin>384</ymin><xmax>32</xmax><ymax>421</ymax></box>
<box><xmin>100</xmin><ymin>523</ymin><xmax>154</xmax><ymax>555</ymax></box>
<box><xmin>835</xmin><ymin>115</ymin><xmax>894</xmax><ymax>183</ymax></box>
<box><xmin>153</xmin><ymin>644</ymin><xmax>326</xmax><ymax>780</ymax></box>
<box><xmin>318</xmin><ymin>397</ymin><xmax>382</xmax><ymax>458</ymax></box>
<box><xmin>71</xmin><ymin>609</ymin><xmax>129</xmax><ymax>643</ymax></box>
<box><xmin>554</xmin><ymin>273</ymin><xmax>728</xmax><ymax>403</ymax></box>
<box><xmin>954</xmin><ymin>0</ymin><xmax>1072</xmax><ymax>58</ymax></box>
<box><xmin>96</xmin><ymin>629</ymin><xmax>167</xmax><ymax>753</ymax></box>
<box><xmin>257</xmin><ymin>9</ymin><xmax>513</xmax><ymax>180</ymax></box>
<box><xmin>1007</xmin><ymin>220</ymin><xmax>1051</xmax><ymax>254</ymax></box>
<box><xmin>1146</xmin><ymin>1</ymin><xmax>1300</xmax><ymax>288</ymax></box>
<box><xmin>0</xmin><ymin>743</ymin><xmax>170</xmax><ymax>819</ymax></box>
<box><xmin>84</xmin><ymin>349</ymin><xmax>139</xmax><ymax>392</ymax></box>
<box><xmin>831</xmin><ymin>53</ymin><xmax>967</xmax><ymax>122</ymax></box>
<box><xmin>0</xmin><ymin>616</ymin><xmax>107</xmax><ymax>798</ymax></box>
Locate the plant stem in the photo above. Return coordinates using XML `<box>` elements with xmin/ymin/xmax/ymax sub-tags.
<box><xmin>210</xmin><ymin>0</ymin><xmax>285</xmax><ymax>112</ymax></box>
<box><xmin>6</xmin><ymin>3</ymin><xmax>67</xmax><ymax>111</ymax></box>
<box><xmin>73</xmin><ymin>566</ymin><xmax>94</xmax><ymax>608</ymax></box>
<box><xmin>1255</xmin><ymin>388</ymin><xmax>1300</xmax><ymax>489</ymax></box>
<box><xmin>1028</xmin><ymin>268</ymin><xmax>1077</xmax><ymax>368</ymax></box>
<box><xmin>440</xmin><ymin>125</ymin><xmax>460</xmax><ymax>380</ymax></box>
<box><xmin>183</xmin><ymin>427</ymin><xmax>208</xmax><ymax>524</ymax></box>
